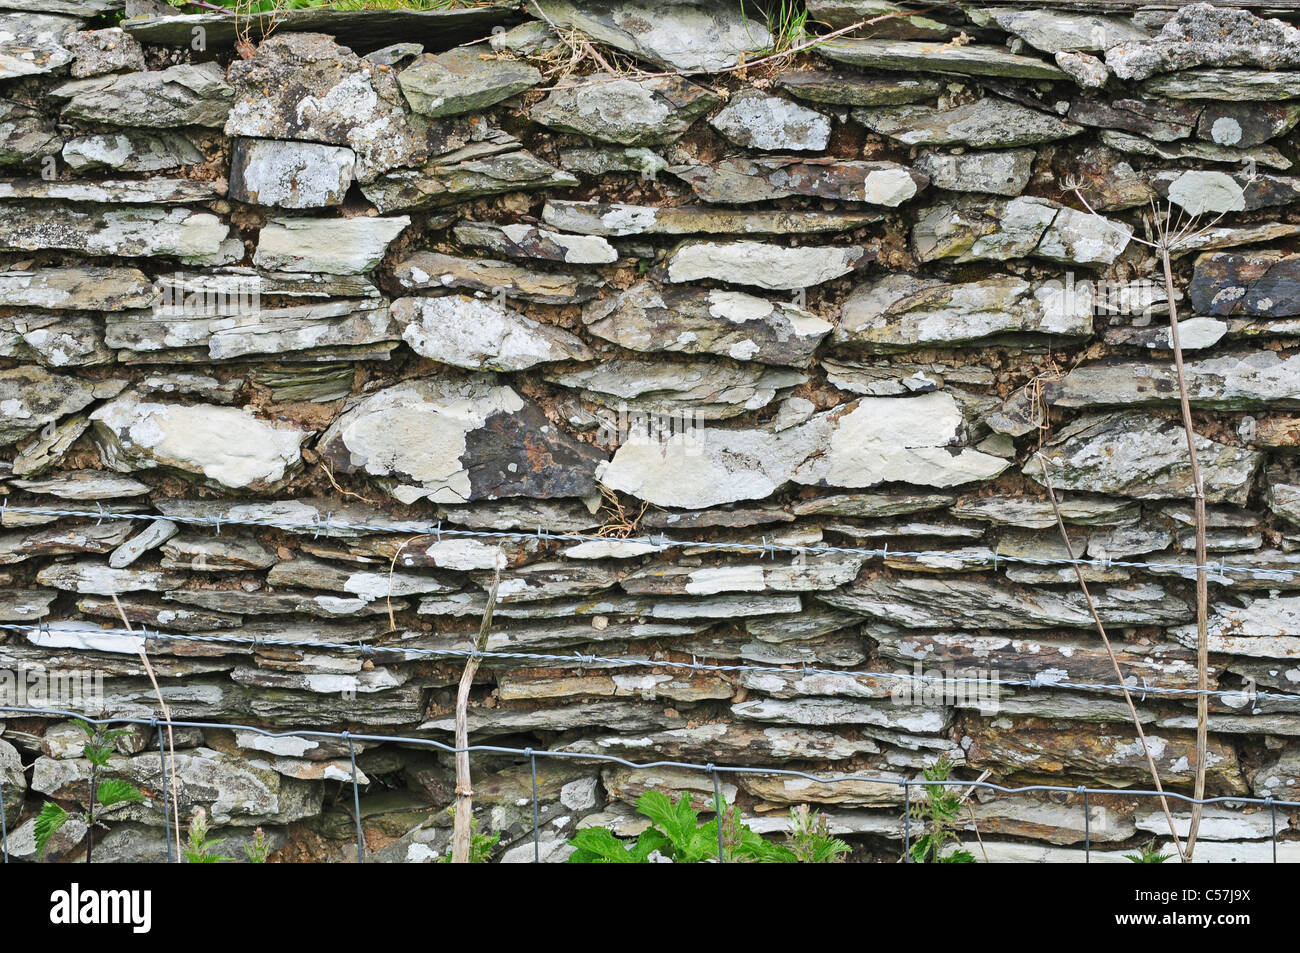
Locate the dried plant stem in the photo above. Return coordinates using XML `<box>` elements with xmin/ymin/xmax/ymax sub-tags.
<box><xmin>1035</xmin><ymin>455</ymin><xmax>1187</xmax><ymax>861</ymax></box>
<box><xmin>1161</xmin><ymin>246</ymin><xmax>1210</xmax><ymax>859</ymax></box>
<box><xmin>110</xmin><ymin>592</ymin><xmax>182</xmax><ymax>862</ymax></box>
<box><xmin>452</xmin><ymin>557</ymin><xmax>502</xmax><ymax>863</ymax></box>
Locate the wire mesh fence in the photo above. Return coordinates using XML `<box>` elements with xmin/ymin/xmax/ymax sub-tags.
<box><xmin>1</xmin><ymin>704</ymin><xmax>1296</xmax><ymax>865</ymax></box>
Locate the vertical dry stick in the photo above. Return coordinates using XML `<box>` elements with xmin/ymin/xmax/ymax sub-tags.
<box><xmin>1161</xmin><ymin>245</ymin><xmax>1210</xmax><ymax>858</ymax></box>
<box><xmin>452</xmin><ymin>555</ymin><xmax>502</xmax><ymax>863</ymax></box>
<box><xmin>1035</xmin><ymin>454</ymin><xmax>1187</xmax><ymax>861</ymax></box>
<box><xmin>110</xmin><ymin>592</ymin><xmax>182</xmax><ymax>861</ymax></box>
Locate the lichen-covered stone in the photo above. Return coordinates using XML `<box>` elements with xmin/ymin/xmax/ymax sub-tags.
<box><xmin>223</xmin><ymin>32</ymin><xmax>466</xmax><ymax>182</ymax></box>
<box><xmin>835</xmin><ymin>274</ymin><xmax>1093</xmax><ymax>351</ymax></box>
<box><xmin>583</xmin><ymin>281</ymin><xmax>831</xmax><ymax>366</ymax></box>
<box><xmin>529</xmin><ymin>72</ymin><xmax>717</xmax><ymax>146</ymax></box>
<box><xmin>391</xmin><ymin>295</ymin><xmax>592</xmax><ymax>371</ymax></box>
<box><xmin>533</xmin><ymin>0</ymin><xmax>770</xmax><ymax>72</ymax></box>
<box><xmin>63</xmin><ymin>27</ymin><xmax>146</xmax><ymax>77</ymax></box>
<box><xmin>777</xmin><ymin>69</ymin><xmax>941</xmax><ymax>106</ymax></box>
<box><xmin>599</xmin><ymin>390</ymin><xmax>1007</xmax><ymax>508</ymax></box>
<box><xmin>664</xmin><ymin>240</ymin><xmax>872</xmax><ymax>290</ymax></box>
<box><xmin>53</xmin><ymin>63</ymin><xmax>232</xmax><ymax>127</ymax></box>
<box><xmin>708</xmin><ymin>92</ymin><xmax>831</xmax><ymax>151</ymax></box>
<box><xmin>855</xmin><ymin>98</ymin><xmax>1082</xmax><ymax>148</ymax></box>
<box><xmin>1027</xmin><ymin>411</ymin><xmax>1263</xmax><ymax>505</ymax></box>
<box><xmin>819</xmin><ymin>37</ymin><xmax>1068</xmax><ymax>79</ymax></box>
<box><xmin>543</xmin><ymin>200</ymin><xmax>882</xmax><ymax>237</ymax></box>
<box><xmin>317</xmin><ymin>377</ymin><xmax>605</xmax><ymax>505</ymax></box>
<box><xmin>0</xmin><ymin>99</ymin><xmax>61</xmax><ymax>166</ymax></box>
<box><xmin>90</xmin><ymin>394</ymin><xmax>311</xmax><ymax>491</ymax></box>
<box><xmin>671</xmin><ymin>156</ymin><xmax>925</xmax><ymax>205</ymax></box>
<box><xmin>914</xmin><ymin>149</ymin><xmax>1034</xmax><ymax>197</ymax></box>
<box><xmin>253</xmin><ymin>216</ymin><xmax>409</xmax><ymax>274</ymax></box>
<box><xmin>1107</xmin><ymin>4</ymin><xmax>1300</xmax><ymax>81</ymax></box>
<box><xmin>229</xmin><ymin>139</ymin><xmax>356</xmax><ymax>209</ymax></box>
<box><xmin>912</xmin><ymin>196</ymin><xmax>1131</xmax><ymax>265</ymax></box>
<box><xmin>0</xmin><ymin>13</ymin><xmax>79</xmax><ymax>80</ymax></box>
<box><xmin>398</xmin><ymin>44</ymin><xmax>540</xmax><ymax>117</ymax></box>
<box><xmin>0</xmin><ymin>367</ymin><xmax>124</xmax><ymax>446</ymax></box>
<box><xmin>61</xmin><ymin>130</ymin><xmax>203</xmax><ymax>172</ymax></box>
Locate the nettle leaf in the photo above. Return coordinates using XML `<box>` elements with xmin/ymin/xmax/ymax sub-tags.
<box><xmin>635</xmin><ymin>791</ymin><xmax>702</xmax><ymax>857</ymax></box>
<box><xmin>83</xmin><ymin>743</ymin><xmax>113</xmax><ymax>767</ymax></box>
<box><xmin>35</xmin><ymin>802</ymin><xmax>68</xmax><ymax>859</ymax></box>
<box><xmin>566</xmin><ymin>826</ymin><xmax>642</xmax><ymax>863</ymax></box>
<box><xmin>96</xmin><ymin>779</ymin><xmax>146</xmax><ymax>807</ymax></box>
<box><xmin>628</xmin><ymin>829</ymin><xmax>670</xmax><ymax>863</ymax></box>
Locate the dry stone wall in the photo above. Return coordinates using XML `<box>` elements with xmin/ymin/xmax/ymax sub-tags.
<box><xmin>2</xmin><ymin>0</ymin><xmax>1300</xmax><ymax>862</ymax></box>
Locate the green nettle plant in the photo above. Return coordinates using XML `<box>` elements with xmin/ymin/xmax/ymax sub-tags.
<box><xmin>1125</xmin><ymin>839</ymin><xmax>1175</xmax><ymax>864</ymax></box>
<box><xmin>183</xmin><ymin>808</ymin><xmax>234</xmax><ymax>863</ymax></box>
<box><xmin>245</xmin><ymin>827</ymin><xmax>271</xmax><ymax>863</ymax></box>
<box><xmin>568</xmin><ymin>792</ymin><xmax>848</xmax><ymax>864</ymax></box>
<box><xmin>35</xmin><ymin>720</ymin><xmax>146</xmax><ymax>862</ymax></box>
<box><xmin>439</xmin><ymin>808</ymin><xmax>500</xmax><ymax>864</ymax></box>
<box><xmin>907</xmin><ymin>757</ymin><xmax>975</xmax><ymax>864</ymax></box>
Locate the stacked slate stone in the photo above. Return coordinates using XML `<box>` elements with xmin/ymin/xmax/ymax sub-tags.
<box><xmin>1</xmin><ymin>0</ymin><xmax>1299</xmax><ymax>862</ymax></box>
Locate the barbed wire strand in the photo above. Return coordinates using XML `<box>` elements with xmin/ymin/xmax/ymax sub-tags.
<box><xmin>0</xmin><ymin>705</ymin><xmax>1295</xmax><ymax>865</ymax></box>
<box><xmin>6</xmin><ymin>622</ymin><xmax>1298</xmax><ymax>706</ymax></box>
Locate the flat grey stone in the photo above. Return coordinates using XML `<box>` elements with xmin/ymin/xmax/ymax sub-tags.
<box><xmin>835</xmin><ymin>273</ymin><xmax>1093</xmax><ymax>351</ymax></box>
<box><xmin>9</xmin><ymin>469</ymin><xmax>149</xmax><ymax>499</ymax></box>
<box><xmin>914</xmin><ymin>149</ymin><xmax>1034</xmax><ymax>197</ymax></box>
<box><xmin>63</xmin><ymin>26</ymin><xmax>145</xmax><ymax>77</ymax></box>
<box><xmin>777</xmin><ymin>69</ymin><xmax>942</xmax><ymax>106</ymax></box>
<box><xmin>0</xmin><ymin>202</ymin><xmax>234</xmax><ymax>264</ymax></box>
<box><xmin>52</xmin><ymin>62</ymin><xmax>232</xmax><ymax>127</ymax></box>
<box><xmin>1027</xmin><ymin>411</ymin><xmax>1262</xmax><ymax>505</ymax></box>
<box><xmin>391</xmin><ymin>294</ymin><xmax>592</xmax><ymax>371</ymax></box>
<box><xmin>819</xmin><ymin>37</ymin><xmax>1067</xmax><ymax>79</ymax></box>
<box><xmin>599</xmin><ymin>390</ymin><xmax>1007</xmax><ymax>509</ymax></box>
<box><xmin>452</xmin><ymin>221</ymin><xmax>617</xmax><ymax>264</ymax></box>
<box><xmin>530</xmin><ymin>72</ymin><xmax>717</xmax><ymax>146</ymax></box>
<box><xmin>708</xmin><ymin>92</ymin><xmax>831</xmax><ymax>151</ymax></box>
<box><xmin>61</xmin><ymin>130</ymin><xmax>203</xmax><ymax>172</ymax></box>
<box><xmin>973</xmin><ymin>8</ymin><xmax>1148</xmax><ymax>53</ymax></box>
<box><xmin>109</xmin><ymin>518</ymin><xmax>179</xmax><ymax>568</ymax></box>
<box><xmin>543</xmin><ymin>200</ymin><xmax>882</xmax><ymax>237</ymax></box>
<box><xmin>533</xmin><ymin>0</ymin><xmax>770</xmax><ymax>72</ymax></box>
<box><xmin>392</xmin><ymin>250</ymin><xmax>601</xmax><ymax>304</ymax></box>
<box><xmin>671</xmin><ymin>155</ymin><xmax>925</xmax><ymax>205</ymax></box>
<box><xmin>1045</xmin><ymin>351</ymin><xmax>1300</xmax><ymax>411</ymax></box>
<box><xmin>823</xmin><ymin>576</ymin><xmax>1191</xmax><ymax>629</ymax></box>
<box><xmin>317</xmin><ymin>377</ymin><xmax>605</xmax><ymax>505</ymax></box>
<box><xmin>229</xmin><ymin>138</ymin><xmax>355</xmax><ymax>209</ymax></box>
<box><xmin>253</xmin><ymin>216</ymin><xmax>409</xmax><ymax>275</ymax></box>
<box><xmin>0</xmin><ymin>13</ymin><xmax>79</xmax><ymax>80</ymax></box>
<box><xmin>854</xmin><ymin>99</ymin><xmax>1082</xmax><ymax>148</ymax></box>
<box><xmin>0</xmin><ymin>177</ymin><xmax>217</xmax><ymax>204</ymax></box>
<box><xmin>91</xmin><ymin>393</ymin><xmax>311</xmax><ymax>491</ymax></box>
<box><xmin>105</xmin><ymin>299</ymin><xmax>397</xmax><ymax>362</ymax></box>
<box><xmin>398</xmin><ymin>43</ymin><xmax>540</xmax><ymax>118</ymax></box>
<box><xmin>664</xmin><ymin>240</ymin><xmax>871</xmax><ymax>290</ymax></box>
<box><xmin>1143</xmin><ymin>69</ymin><xmax>1300</xmax><ymax>101</ymax></box>
<box><xmin>360</xmin><ymin>145</ymin><xmax>576</xmax><ymax>213</ymax></box>
<box><xmin>582</xmin><ymin>280</ymin><xmax>831</xmax><ymax>367</ymax></box>
<box><xmin>0</xmin><ymin>366</ymin><xmax>124</xmax><ymax>446</ymax></box>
